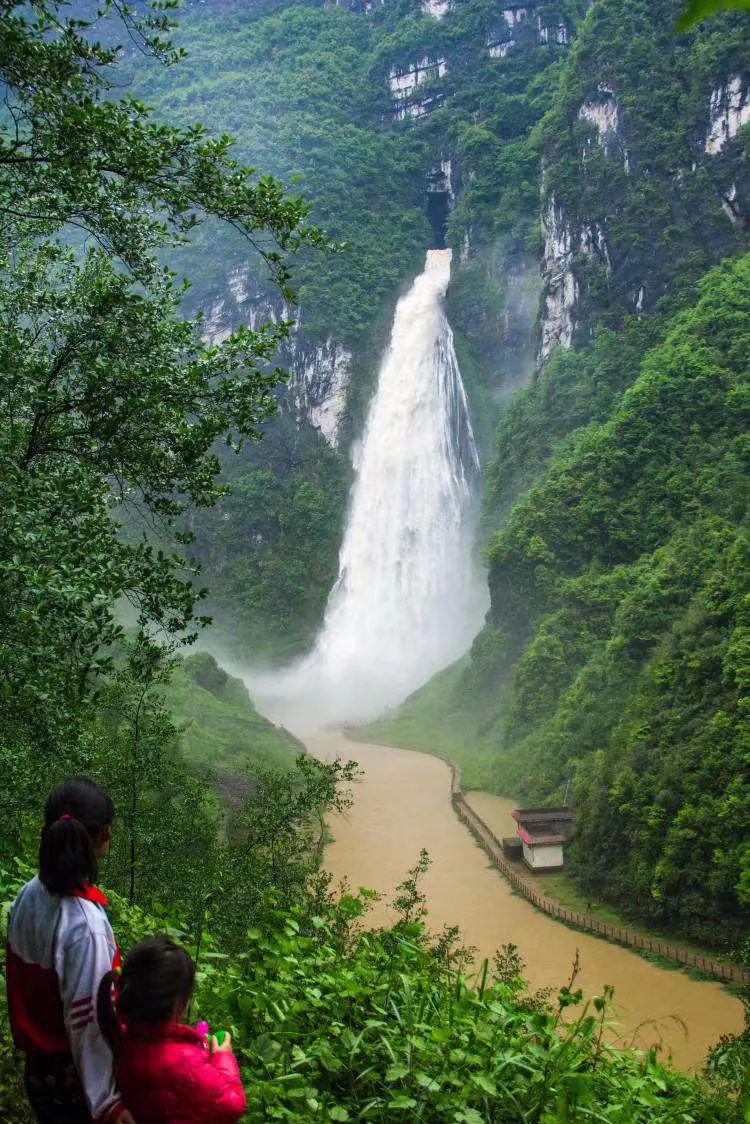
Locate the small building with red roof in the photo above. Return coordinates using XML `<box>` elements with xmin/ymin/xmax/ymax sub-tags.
<box><xmin>511</xmin><ymin>807</ymin><xmax>574</xmax><ymax>871</ymax></box>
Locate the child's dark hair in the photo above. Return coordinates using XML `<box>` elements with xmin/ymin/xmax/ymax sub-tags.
<box><xmin>97</xmin><ymin>936</ymin><xmax>196</xmax><ymax>1056</ymax></box>
<box><xmin>39</xmin><ymin>778</ymin><xmax>115</xmax><ymax>896</ymax></box>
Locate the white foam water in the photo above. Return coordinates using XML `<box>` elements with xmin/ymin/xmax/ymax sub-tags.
<box><xmin>251</xmin><ymin>249</ymin><xmax>487</xmax><ymax>732</ymax></box>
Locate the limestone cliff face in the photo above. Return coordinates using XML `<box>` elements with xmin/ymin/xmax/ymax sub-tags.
<box><xmin>704</xmin><ymin>75</ymin><xmax>750</xmax><ymax>232</ymax></box>
<box><xmin>577</xmin><ymin>87</ymin><xmax>629</xmax><ymax>170</ymax></box>
<box><xmin>388</xmin><ymin>56</ymin><xmax>449</xmax><ymax>120</ymax></box>
<box><xmin>705</xmin><ymin>75</ymin><xmax>750</xmax><ymax>155</ymax></box>
<box><xmin>538</xmin><ymin>198</ymin><xmax>577</xmax><ymax>363</ymax></box>
<box><xmin>537</xmin><ymin>6</ymin><xmax>750</xmax><ymax>369</ymax></box>
<box><xmin>538</xmin><ymin>197</ymin><xmax>610</xmax><ymax>366</ymax></box>
<box><xmin>285</xmin><ymin>338</ymin><xmax>352</xmax><ymax>449</ymax></box>
<box><xmin>486</xmin><ymin>4</ymin><xmax>569</xmax><ymax>58</ymax></box>
<box><xmin>203</xmin><ymin>266</ymin><xmax>351</xmax><ymax>449</ymax></box>
<box><xmin>421</xmin><ymin>0</ymin><xmax>450</xmax><ymax>18</ymax></box>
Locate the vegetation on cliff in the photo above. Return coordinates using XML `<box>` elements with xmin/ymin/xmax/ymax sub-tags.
<box><xmin>1</xmin><ymin>0</ymin><xmax>749</xmax><ymax>1115</ymax></box>
<box><xmin>363</xmin><ymin>0</ymin><xmax>750</xmax><ymax>955</ymax></box>
<box><xmin>377</xmin><ymin>248</ymin><xmax>750</xmax><ymax>953</ymax></box>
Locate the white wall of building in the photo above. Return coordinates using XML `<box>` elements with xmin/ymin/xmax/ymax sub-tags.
<box><xmin>522</xmin><ymin>841</ymin><xmax>564</xmax><ymax>869</ymax></box>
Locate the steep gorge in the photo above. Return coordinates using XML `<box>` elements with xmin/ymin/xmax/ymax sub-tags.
<box><xmin>136</xmin><ymin>0</ymin><xmax>750</xmax><ymax>946</ymax></box>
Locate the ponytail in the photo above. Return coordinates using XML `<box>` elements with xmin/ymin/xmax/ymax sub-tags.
<box><xmin>97</xmin><ymin>936</ymin><xmax>196</xmax><ymax>1054</ymax></box>
<box><xmin>97</xmin><ymin>969</ymin><xmax>124</xmax><ymax>1058</ymax></box>
<box><xmin>39</xmin><ymin>777</ymin><xmax>115</xmax><ymax>895</ymax></box>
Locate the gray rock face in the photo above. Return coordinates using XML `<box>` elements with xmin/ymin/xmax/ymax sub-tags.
<box><xmin>706</xmin><ymin>75</ymin><xmax>750</xmax><ymax>155</ymax></box>
<box><xmin>389</xmin><ymin>56</ymin><xmax>449</xmax><ymax>120</ymax></box>
<box><xmin>538</xmin><ymin>197</ymin><xmax>610</xmax><ymax>367</ymax></box>
<box><xmin>538</xmin><ymin>197</ymin><xmax>578</xmax><ymax>365</ymax></box>
<box><xmin>202</xmin><ymin>265</ymin><xmax>351</xmax><ymax>448</ymax></box>
<box><xmin>486</xmin><ymin>6</ymin><xmax>568</xmax><ymax>57</ymax></box>
<box><xmin>578</xmin><ymin>87</ymin><xmax>629</xmax><ymax>170</ymax></box>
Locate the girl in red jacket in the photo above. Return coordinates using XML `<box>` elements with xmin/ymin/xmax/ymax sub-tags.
<box><xmin>97</xmin><ymin>935</ymin><xmax>247</xmax><ymax>1124</ymax></box>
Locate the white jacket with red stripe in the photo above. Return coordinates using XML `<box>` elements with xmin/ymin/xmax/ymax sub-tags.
<box><xmin>6</xmin><ymin>876</ymin><xmax>124</xmax><ymax>1123</ymax></box>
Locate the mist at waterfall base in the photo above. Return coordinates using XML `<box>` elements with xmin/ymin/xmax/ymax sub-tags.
<box><xmin>249</xmin><ymin>250</ymin><xmax>488</xmax><ymax>734</ymax></box>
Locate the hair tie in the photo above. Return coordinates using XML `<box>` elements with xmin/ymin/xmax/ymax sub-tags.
<box><xmin>59</xmin><ymin>813</ymin><xmax>76</xmax><ymax>822</ymax></box>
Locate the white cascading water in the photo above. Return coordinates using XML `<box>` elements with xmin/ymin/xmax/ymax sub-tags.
<box><xmin>252</xmin><ymin>249</ymin><xmax>487</xmax><ymax>731</ymax></box>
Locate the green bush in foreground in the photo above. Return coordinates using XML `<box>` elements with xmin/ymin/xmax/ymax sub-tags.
<box><xmin>2</xmin><ymin>864</ymin><xmax>744</xmax><ymax>1123</ymax></box>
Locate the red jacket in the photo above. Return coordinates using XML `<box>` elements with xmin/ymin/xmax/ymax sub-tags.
<box><xmin>116</xmin><ymin>1022</ymin><xmax>247</xmax><ymax>1123</ymax></box>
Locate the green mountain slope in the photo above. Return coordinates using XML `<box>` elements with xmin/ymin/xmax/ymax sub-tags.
<box><xmin>127</xmin><ymin>0</ymin><xmax>750</xmax><ymax>944</ymax></box>
<box><xmin>375</xmin><ymin>252</ymin><xmax>750</xmax><ymax>948</ymax></box>
<box><xmin>163</xmin><ymin>652</ymin><xmax>302</xmax><ymax>775</ymax></box>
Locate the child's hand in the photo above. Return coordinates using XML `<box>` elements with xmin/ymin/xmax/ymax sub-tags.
<box><xmin>211</xmin><ymin>1032</ymin><xmax>233</xmax><ymax>1053</ymax></box>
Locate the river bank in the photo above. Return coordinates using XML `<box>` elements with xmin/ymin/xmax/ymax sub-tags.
<box><xmin>309</xmin><ymin>731</ymin><xmax>745</xmax><ymax>1073</ymax></box>
<box><xmin>465</xmin><ymin>790</ymin><xmax>744</xmax><ymax>983</ymax></box>
<box><xmin>352</xmin><ymin>713</ymin><xmax>744</xmax><ymax>979</ymax></box>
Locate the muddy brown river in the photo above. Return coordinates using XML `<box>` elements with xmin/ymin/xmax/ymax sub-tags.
<box><xmin>308</xmin><ymin>732</ymin><xmax>744</xmax><ymax>1073</ymax></box>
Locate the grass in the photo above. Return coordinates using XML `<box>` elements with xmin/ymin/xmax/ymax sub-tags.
<box><xmin>163</xmin><ymin>651</ymin><xmax>303</xmax><ymax>776</ymax></box>
<box><xmin>517</xmin><ymin>867</ymin><xmax>739</xmax><ymax>971</ymax></box>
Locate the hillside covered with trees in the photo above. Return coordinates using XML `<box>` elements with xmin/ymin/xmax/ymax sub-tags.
<box><xmin>134</xmin><ymin>0</ymin><xmax>750</xmax><ymax>962</ymax></box>
<box><xmin>1</xmin><ymin>0</ymin><xmax>750</xmax><ymax>1118</ymax></box>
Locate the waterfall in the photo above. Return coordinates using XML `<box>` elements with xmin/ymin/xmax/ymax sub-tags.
<box><xmin>253</xmin><ymin>249</ymin><xmax>487</xmax><ymax>731</ymax></box>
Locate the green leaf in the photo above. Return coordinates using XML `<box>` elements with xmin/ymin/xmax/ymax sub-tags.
<box><xmin>385</xmin><ymin>1064</ymin><xmax>409</xmax><ymax>1082</ymax></box>
<box><xmin>471</xmin><ymin>1073</ymin><xmax>498</xmax><ymax>1096</ymax></box>
<box><xmin>677</xmin><ymin>0</ymin><xmax>750</xmax><ymax>28</ymax></box>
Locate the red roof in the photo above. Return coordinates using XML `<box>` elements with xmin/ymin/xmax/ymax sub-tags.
<box><xmin>513</xmin><ymin>807</ymin><xmax>573</xmax><ymax>847</ymax></box>
<box><xmin>517</xmin><ymin>826</ymin><xmax>568</xmax><ymax>846</ymax></box>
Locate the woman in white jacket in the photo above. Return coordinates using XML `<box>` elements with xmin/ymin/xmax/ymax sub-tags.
<box><xmin>6</xmin><ymin>778</ymin><xmax>134</xmax><ymax>1124</ymax></box>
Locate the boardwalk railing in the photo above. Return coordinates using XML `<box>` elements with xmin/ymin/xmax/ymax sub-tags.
<box><xmin>448</xmin><ymin>764</ymin><xmax>750</xmax><ymax>987</ymax></box>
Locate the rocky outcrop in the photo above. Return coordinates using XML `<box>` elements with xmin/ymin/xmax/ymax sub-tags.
<box><xmin>720</xmin><ymin>182</ymin><xmax>744</xmax><ymax>228</ymax></box>
<box><xmin>537</xmin><ymin>16</ymin><xmax>568</xmax><ymax>46</ymax></box>
<box><xmin>578</xmin><ymin>87</ymin><xmax>629</xmax><ymax>170</ymax></box>
<box><xmin>389</xmin><ymin>56</ymin><xmax>448</xmax><ymax>119</ymax></box>
<box><xmin>487</xmin><ymin>7</ymin><xmax>528</xmax><ymax>57</ymax></box>
<box><xmin>394</xmin><ymin>95</ymin><xmax>445</xmax><ymax>121</ymax></box>
<box><xmin>421</xmin><ymin>0</ymin><xmax>450</xmax><ymax>17</ymax></box>
<box><xmin>538</xmin><ymin>198</ymin><xmax>611</xmax><ymax>366</ymax></box>
<box><xmin>538</xmin><ymin>199</ymin><xmax>577</xmax><ymax>364</ymax></box>
<box><xmin>389</xmin><ymin>57</ymin><xmax>447</xmax><ymax>98</ymax></box>
<box><xmin>705</xmin><ymin>75</ymin><xmax>750</xmax><ymax>154</ymax></box>
<box><xmin>202</xmin><ymin>266</ymin><xmax>351</xmax><ymax>448</ymax></box>
<box><xmin>487</xmin><ymin>7</ymin><xmax>568</xmax><ymax>58</ymax></box>
<box><xmin>286</xmin><ymin>339</ymin><xmax>352</xmax><ymax>448</ymax></box>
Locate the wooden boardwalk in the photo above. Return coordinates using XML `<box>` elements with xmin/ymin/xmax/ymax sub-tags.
<box><xmin>448</xmin><ymin>765</ymin><xmax>750</xmax><ymax>987</ymax></box>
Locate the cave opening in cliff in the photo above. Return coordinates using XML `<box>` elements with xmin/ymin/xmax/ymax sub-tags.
<box><xmin>426</xmin><ymin>189</ymin><xmax>449</xmax><ymax>249</ymax></box>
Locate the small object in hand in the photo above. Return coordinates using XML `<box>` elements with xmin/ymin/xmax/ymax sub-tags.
<box><xmin>196</xmin><ymin>1020</ymin><xmax>210</xmax><ymax>1037</ymax></box>
<box><xmin>210</xmin><ymin>1029</ymin><xmax>232</xmax><ymax>1053</ymax></box>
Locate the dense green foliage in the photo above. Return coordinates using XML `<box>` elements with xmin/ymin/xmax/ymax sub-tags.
<box><xmin>380</xmin><ymin>249</ymin><xmax>750</xmax><ymax>951</ymax></box>
<box><xmin>680</xmin><ymin>0</ymin><xmax>750</xmax><ymax>29</ymax></box>
<box><xmin>0</xmin><ymin>0</ymin><xmax>322</xmax><ymax>732</ymax></box>
<box><xmin>485</xmin><ymin>255</ymin><xmax>750</xmax><ymax>943</ymax></box>
<box><xmin>0</xmin><ymin>0</ymin><xmax>355</xmax><ymax>1080</ymax></box>
<box><xmin>192</xmin><ymin>418</ymin><xmax>350</xmax><ymax>661</ymax></box>
<box><xmin>3</xmin><ymin>860</ymin><xmax>748</xmax><ymax>1121</ymax></box>
<box><xmin>128</xmin><ymin>2</ymin><xmax>430</xmax><ymax>344</ymax></box>
<box><xmin>163</xmin><ymin>652</ymin><xmax>303</xmax><ymax>773</ymax></box>
<box><xmin>538</xmin><ymin>0</ymin><xmax>750</xmax><ymax>338</ymax></box>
